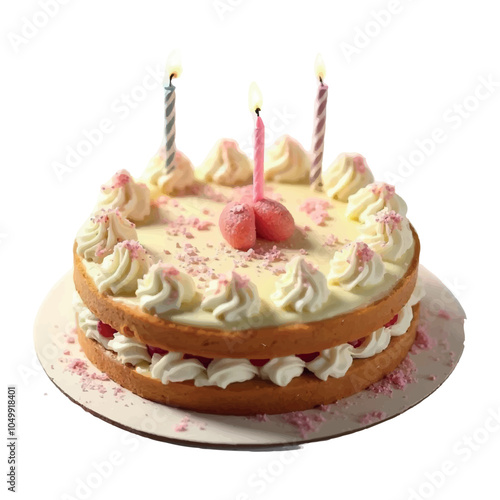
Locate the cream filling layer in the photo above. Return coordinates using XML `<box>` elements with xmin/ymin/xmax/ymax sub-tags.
<box><xmin>81</xmin><ymin>182</ymin><xmax>415</xmax><ymax>330</ymax></box>
<box><xmin>74</xmin><ymin>281</ymin><xmax>423</xmax><ymax>389</ymax></box>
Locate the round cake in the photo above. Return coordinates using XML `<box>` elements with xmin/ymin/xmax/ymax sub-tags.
<box><xmin>73</xmin><ymin>137</ymin><xmax>424</xmax><ymax>415</ymax></box>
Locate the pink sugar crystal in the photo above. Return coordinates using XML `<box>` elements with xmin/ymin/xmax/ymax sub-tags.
<box><xmin>358</xmin><ymin>410</ymin><xmax>387</xmax><ymax>425</ymax></box>
<box><xmin>280</xmin><ymin>411</ymin><xmax>326</xmax><ymax>439</ymax></box>
<box><xmin>324</xmin><ymin>234</ymin><xmax>338</xmax><ymax>247</ymax></box>
<box><xmin>368</xmin><ymin>355</ymin><xmax>417</xmax><ymax>396</ymax></box>
<box><xmin>174</xmin><ymin>416</ymin><xmax>191</xmax><ymax>432</ymax></box>
<box><xmin>117</xmin><ymin>240</ymin><xmax>147</xmax><ymax>260</ymax></box>
<box><xmin>375</xmin><ymin>209</ymin><xmax>403</xmax><ymax>232</ymax></box>
<box><xmin>353</xmin><ymin>155</ymin><xmax>366</xmax><ymax>173</ymax></box>
<box><xmin>162</xmin><ymin>266</ymin><xmax>180</xmax><ymax>277</ymax></box>
<box><xmin>299</xmin><ymin>198</ymin><xmax>331</xmax><ymax>226</ymax></box>
<box><xmin>355</xmin><ymin>241</ymin><xmax>374</xmax><ymax>263</ymax></box>
<box><xmin>410</xmin><ymin>324</ymin><xmax>436</xmax><ymax>354</ymax></box>
<box><xmin>370</xmin><ymin>183</ymin><xmax>395</xmax><ymax>200</ymax></box>
<box><xmin>102</xmin><ymin>170</ymin><xmax>131</xmax><ymax>191</ymax></box>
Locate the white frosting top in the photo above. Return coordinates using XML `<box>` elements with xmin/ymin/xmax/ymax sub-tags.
<box><xmin>76</xmin><ymin>209</ymin><xmax>137</xmax><ymax>263</ymax></box>
<box><xmin>80</xmin><ymin>181</ymin><xmax>415</xmax><ymax>330</ymax></box>
<box><xmin>150</xmin><ymin>352</ymin><xmax>205</xmax><ymax>383</ymax></box>
<box><xmin>201</xmin><ymin>272</ymin><xmax>260</xmax><ymax>323</ymax></box>
<box><xmin>107</xmin><ymin>333</ymin><xmax>151</xmax><ymax>366</ymax></box>
<box><xmin>260</xmin><ymin>356</ymin><xmax>305</xmax><ymax>387</ymax></box>
<box><xmin>346</xmin><ymin>182</ymin><xmax>408</xmax><ymax>223</ymax></box>
<box><xmin>272</xmin><ymin>256</ymin><xmax>329</xmax><ymax>313</ymax></box>
<box><xmin>323</xmin><ymin>153</ymin><xmax>374</xmax><ymax>202</ymax></box>
<box><xmin>142</xmin><ymin>150</ymin><xmax>195</xmax><ymax>197</ymax></box>
<box><xmin>98</xmin><ymin>169</ymin><xmax>151</xmax><ymax>222</ymax></box>
<box><xmin>136</xmin><ymin>263</ymin><xmax>196</xmax><ymax>315</ymax></box>
<box><xmin>194</xmin><ymin>358</ymin><xmax>258</xmax><ymax>389</ymax></box>
<box><xmin>360</xmin><ymin>208</ymin><xmax>414</xmax><ymax>263</ymax></box>
<box><xmin>96</xmin><ymin>240</ymin><xmax>152</xmax><ymax>295</ymax></box>
<box><xmin>264</xmin><ymin>135</ymin><xmax>311</xmax><ymax>183</ymax></box>
<box><xmin>328</xmin><ymin>241</ymin><xmax>385</xmax><ymax>291</ymax></box>
<box><xmin>197</xmin><ymin>139</ymin><xmax>253</xmax><ymax>186</ymax></box>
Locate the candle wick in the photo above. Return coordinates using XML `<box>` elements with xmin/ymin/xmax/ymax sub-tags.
<box><xmin>319</xmin><ymin>76</ymin><xmax>323</xmax><ymax>85</ymax></box>
<box><xmin>255</xmin><ymin>107</ymin><xmax>261</xmax><ymax>117</ymax></box>
<box><xmin>169</xmin><ymin>73</ymin><xmax>175</xmax><ymax>85</ymax></box>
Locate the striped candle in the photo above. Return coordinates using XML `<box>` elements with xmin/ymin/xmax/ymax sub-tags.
<box><xmin>163</xmin><ymin>51</ymin><xmax>182</xmax><ymax>174</ymax></box>
<box><xmin>310</xmin><ymin>55</ymin><xmax>328</xmax><ymax>189</ymax></box>
<box><xmin>164</xmin><ymin>80</ymin><xmax>177</xmax><ymax>174</ymax></box>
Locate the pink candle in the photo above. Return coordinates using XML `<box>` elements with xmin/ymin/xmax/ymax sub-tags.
<box><xmin>310</xmin><ymin>54</ymin><xmax>328</xmax><ymax>189</ymax></box>
<box><xmin>253</xmin><ymin>113</ymin><xmax>265</xmax><ymax>202</ymax></box>
<box><xmin>249</xmin><ymin>82</ymin><xmax>265</xmax><ymax>202</ymax></box>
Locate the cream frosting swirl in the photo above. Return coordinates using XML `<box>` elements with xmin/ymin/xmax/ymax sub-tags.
<box><xmin>150</xmin><ymin>352</ymin><xmax>205</xmax><ymax>383</ymax></box>
<box><xmin>76</xmin><ymin>209</ymin><xmax>137</xmax><ymax>263</ymax></box>
<box><xmin>108</xmin><ymin>333</ymin><xmax>151</xmax><ymax>366</ymax></box>
<box><xmin>136</xmin><ymin>263</ymin><xmax>196</xmax><ymax>315</ymax></box>
<box><xmin>73</xmin><ymin>292</ymin><xmax>114</xmax><ymax>349</ymax></box>
<box><xmin>350</xmin><ymin>328</ymin><xmax>391</xmax><ymax>359</ymax></box>
<box><xmin>194</xmin><ymin>358</ymin><xmax>258</xmax><ymax>389</ymax></box>
<box><xmin>360</xmin><ymin>208</ymin><xmax>413</xmax><ymax>263</ymax></box>
<box><xmin>387</xmin><ymin>303</ymin><xmax>413</xmax><ymax>336</ymax></box>
<box><xmin>142</xmin><ymin>150</ymin><xmax>195</xmax><ymax>196</ymax></box>
<box><xmin>322</xmin><ymin>153</ymin><xmax>374</xmax><ymax>202</ymax></box>
<box><xmin>346</xmin><ymin>182</ymin><xmax>408</xmax><ymax>222</ymax></box>
<box><xmin>328</xmin><ymin>241</ymin><xmax>385</xmax><ymax>291</ymax></box>
<box><xmin>201</xmin><ymin>272</ymin><xmax>260</xmax><ymax>322</ymax></box>
<box><xmin>96</xmin><ymin>240</ymin><xmax>152</xmax><ymax>295</ymax></box>
<box><xmin>306</xmin><ymin>344</ymin><xmax>354</xmax><ymax>380</ymax></box>
<box><xmin>272</xmin><ymin>256</ymin><xmax>329</xmax><ymax>313</ymax></box>
<box><xmin>197</xmin><ymin>139</ymin><xmax>253</xmax><ymax>186</ymax></box>
<box><xmin>260</xmin><ymin>356</ymin><xmax>305</xmax><ymax>387</ymax></box>
<box><xmin>98</xmin><ymin>169</ymin><xmax>151</xmax><ymax>222</ymax></box>
<box><xmin>264</xmin><ymin>135</ymin><xmax>311</xmax><ymax>183</ymax></box>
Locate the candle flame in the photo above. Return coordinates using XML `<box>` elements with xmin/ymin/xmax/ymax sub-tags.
<box><xmin>164</xmin><ymin>50</ymin><xmax>183</xmax><ymax>84</ymax></box>
<box><xmin>248</xmin><ymin>82</ymin><xmax>263</xmax><ymax>113</ymax></box>
<box><xmin>315</xmin><ymin>53</ymin><xmax>326</xmax><ymax>82</ymax></box>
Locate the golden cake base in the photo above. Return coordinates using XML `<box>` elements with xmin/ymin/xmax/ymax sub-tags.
<box><xmin>77</xmin><ymin>304</ymin><xmax>419</xmax><ymax>415</ymax></box>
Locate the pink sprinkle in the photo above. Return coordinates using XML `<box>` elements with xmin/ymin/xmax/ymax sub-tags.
<box><xmin>116</xmin><ymin>240</ymin><xmax>147</xmax><ymax>261</ymax></box>
<box><xmin>368</xmin><ymin>355</ymin><xmax>417</xmax><ymax>396</ymax></box>
<box><xmin>66</xmin><ymin>359</ymin><xmax>87</xmax><ymax>376</ymax></box>
<box><xmin>324</xmin><ymin>234</ymin><xmax>338</xmax><ymax>247</ymax></box>
<box><xmin>63</xmin><ymin>350</ymin><xmax>70</xmax><ymax>355</ymax></box>
<box><xmin>299</xmin><ymin>198</ymin><xmax>331</xmax><ymax>226</ymax></box>
<box><xmin>354</xmin><ymin>241</ymin><xmax>374</xmax><ymax>263</ymax></box>
<box><xmin>174</xmin><ymin>416</ymin><xmax>191</xmax><ymax>432</ymax></box>
<box><xmin>67</xmin><ymin>337</ymin><xmax>75</xmax><ymax>344</ymax></box>
<box><xmin>162</xmin><ymin>266</ymin><xmax>180</xmax><ymax>277</ymax></box>
<box><xmin>375</xmin><ymin>209</ymin><xmax>403</xmax><ymax>232</ymax></box>
<box><xmin>410</xmin><ymin>324</ymin><xmax>436</xmax><ymax>354</ymax></box>
<box><xmin>370</xmin><ymin>183</ymin><xmax>395</xmax><ymax>200</ymax></box>
<box><xmin>352</xmin><ymin>155</ymin><xmax>366</xmax><ymax>173</ymax></box>
<box><xmin>437</xmin><ymin>309</ymin><xmax>451</xmax><ymax>320</ymax></box>
<box><xmin>358</xmin><ymin>410</ymin><xmax>387</xmax><ymax>425</ymax></box>
<box><xmin>102</xmin><ymin>170</ymin><xmax>131</xmax><ymax>191</ymax></box>
<box><xmin>248</xmin><ymin>414</ymin><xmax>269</xmax><ymax>422</ymax></box>
<box><xmin>280</xmin><ymin>411</ymin><xmax>326</xmax><ymax>439</ymax></box>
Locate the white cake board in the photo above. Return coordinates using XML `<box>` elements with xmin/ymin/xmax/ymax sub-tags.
<box><xmin>34</xmin><ymin>266</ymin><xmax>465</xmax><ymax>450</ymax></box>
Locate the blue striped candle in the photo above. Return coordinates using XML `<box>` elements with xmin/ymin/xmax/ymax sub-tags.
<box><xmin>164</xmin><ymin>79</ymin><xmax>177</xmax><ymax>174</ymax></box>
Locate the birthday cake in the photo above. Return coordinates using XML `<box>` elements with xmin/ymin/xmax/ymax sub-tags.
<box><xmin>72</xmin><ymin>134</ymin><xmax>424</xmax><ymax>415</ymax></box>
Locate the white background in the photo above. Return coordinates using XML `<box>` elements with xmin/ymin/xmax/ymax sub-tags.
<box><xmin>2</xmin><ymin>0</ymin><xmax>499</xmax><ymax>499</ymax></box>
